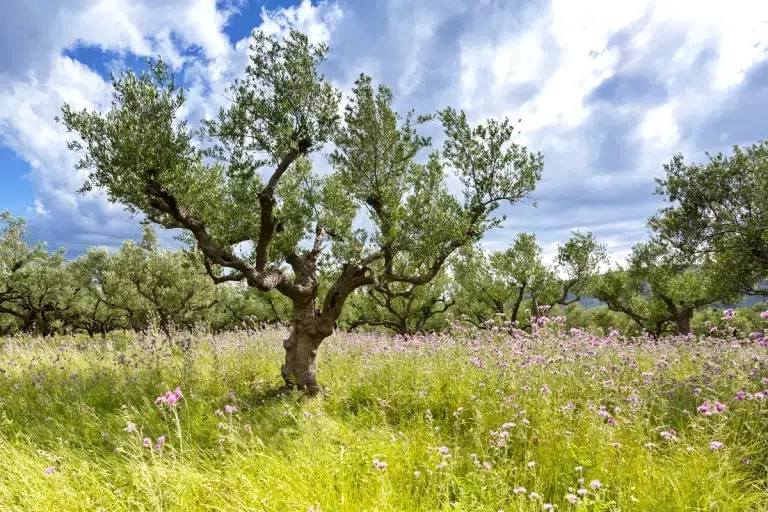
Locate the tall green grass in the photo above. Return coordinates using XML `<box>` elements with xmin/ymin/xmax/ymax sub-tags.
<box><xmin>0</xmin><ymin>328</ymin><xmax>766</xmax><ymax>511</ymax></box>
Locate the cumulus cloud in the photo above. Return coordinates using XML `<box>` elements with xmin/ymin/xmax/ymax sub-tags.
<box><xmin>0</xmin><ymin>0</ymin><xmax>766</xmax><ymax>264</ymax></box>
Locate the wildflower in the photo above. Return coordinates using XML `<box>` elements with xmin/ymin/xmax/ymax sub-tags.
<box><xmin>761</xmin><ymin>311</ymin><xmax>768</xmax><ymax>319</ymax></box>
<box><xmin>710</xmin><ymin>441</ymin><xmax>725</xmax><ymax>451</ymax></box>
<box><xmin>529</xmin><ymin>492</ymin><xmax>540</xmax><ymax>499</ymax></box>
<box><xmin>438</xmin><ymin>446</ymin><xmax>450</xmax><ymax>455</ymax></box>
<box><xmin>736</xmin><ymin>391</ymin><xmax>745</xmax><ymax>401</ymax></box>
<box><xmin>576</xmin><ymin>488</ymin><xmax>588</xmax><ymax>496</ymax></box>
<box><xmin>575</xmin><ymin>466</ymin><xmax>583</xmax><ymax>472</ymax></box>
<box><xmin>543</xmin><ymin>504</ymin><xmax>553</xmax><ymax>510</ymax></box>
<box><xmin>244</xmin><ymin>424</ymin><xmax>252</xmax><ymax>432</ymax></box>
<box><xmin>660</xmin><ymin>431</ymin><xmax>678</xmax><ymax>442</ymax></box>
<box><xmin>527</xmin><ymin>461</ymin><xmax>536</xmax><ymax>468</ymax></box>
<box><xmin>224</xmin><ymin>405</ymin><xmax>238</xmax><ymax>414</ymax></box>
<box><xmin>566</xmin><ymin>493</ymin><xmax>577</xmax><ymax>504</ymax></box>
<box><xmin>142</xmin><ymin>437</ymin><xmax>151</xmax><ymax>448</ymax></box>
<box><xmin>513</xmin><ymin>487</ymin><xmax>527</xmax><ymax>495</ymax></box>
<box><xmin>590</xmin><ymin>479</ymin><xmax>602</xmax><ymax>489</ymax></box>
<box><xmin>413</xmin><ymin>470</ymin><xmax>421</xmax><ymax>478</ymax></box>
<box><xmin>435</xmin><ymin>461</ymin><xmax>448</xmax><ymax>470</ymax></box>
<box><xmin>723</xmin><ymin>309</ymin><xmax>735</xmax><ymax>321</ymax></box>
<box><xmin>44</xmin><ymin>466</ymin><xmax>55</xmax><ymax>475</ymax></box>
<box><xmin>372</xmin><ymin>458</ymin><xmax>388</xmax><ymax>470</ymax></box>
<box><xmin>215</xmin><ymin>409</ymin><xmax>223</xmax><ymax>416</ymax></box>
<box><xmin>124</xmin><ymin>422</ymin><xmax>137</xmax><ymax>433</ymax></box>
<box><xmin>482</xmin><ymin>461</ymin><xmax>492</xmax><ymax>470</ymax></box>
<box><xmin>741</xmin><ymin>457</ymin><xmax>750</xmax><ymax>464</ymax></box>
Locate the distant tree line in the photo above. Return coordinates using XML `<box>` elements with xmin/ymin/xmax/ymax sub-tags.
<box><xmin>0</xmin><ymin>220</ymin><xmax>291</xmax><ymax>337</ymax></box>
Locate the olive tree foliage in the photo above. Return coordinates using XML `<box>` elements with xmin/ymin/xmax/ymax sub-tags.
<box><xmin>454</xmin><ymin>234</ymin><xmax>551</xmax><ymax>330</ymax></box>
<box><xmin>454</xmin><ymin>231</ymin><xmax>604</xmax><ymax>331</ymax></box>
<box><xmin>106</xmin><ymin>227</ymin><xmax>218</xmax><ymax>333</ymax></box>
<box><xmin>0</xmin><ymin>212</ymin><xmax>78</xmax><ymax>335</ymax></box>
<box><xmin>650</xmin><ymin>141</ymin><xmax>768</xmax><ymax>296</ymax></box>
<box><xmin>590</xmin><ymin>240</ymin><xmax>737</xmax><ymax>336</ymax></box>
<box><xmin>69</xmin><ymin>248</ymin><xmax>129</xmax><ymax>337</ymax></box>
<box><xmin>210</xmin><ymin>283</ymin><xmax>291</xmax><ymax>332</ymax></box>
<box><xmin>343</xmin><ymin>266</ymin><xmax>454</xmax><ymax>336</ymax></box>
<box><xmin>60</xmin><ymin>29</ymin><xmax>543</xmax><ymax>393</ymax></box>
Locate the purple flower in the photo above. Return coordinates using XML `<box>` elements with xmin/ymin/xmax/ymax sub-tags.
<box><xmin>124</xmin><ymin>422</ymin><xmax>137</xmax><ymax>433</ymax></box>
<box><xmin>760</xmin><ymin>311</ymin><xmax>768</xmax><ymax>319</ymax></box>
<box><xmin>590</xmin><ymin>479</ymin><xmax>602</xmax><ymax>489</ymax></box>
<box><xmin>438</xmin><ymin>446</ymin><xmax>450</xmax><ymax>455</ymax></box>
<box><xmin>566</xmin><ymin>493</ymin><xmax>577</xmax><ymax>504</ymax></box>
<box><xmin>142</xmin><ymin>437</ymin><xmax>151</xmax><ymax>448</ymax></box>
<box><xmin>224</xmin><ymin>405</ymin><xmax>238</xmax><ymax>414</ymax></box>
<box><xmin>372</xmin><ymin>458</ymin><xmax>388</xmax><ymax>470</ymax></box>
<box><xmin>736</xmin><ymin>391</ymin><xmax>745</xmax><ymax>401</ymax></box>
<box><xmin>44</xmin><ymin>466</ymin><xmax>56</xmax><ymax>475</ymax></box>
<box><xmin>513</xmin><ymin>487</ymin><xmax>527</xmax><ymax>495</ymax></box>
<box><xmin>710</xmin><ymin>441</ymin><xmax>725</xmax><ymax>451</ymax></box>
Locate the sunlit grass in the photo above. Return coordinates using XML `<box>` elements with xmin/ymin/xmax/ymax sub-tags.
<box><xmin>1</xmin><ymin>327</ymin><xmax>767</xmax><ymax>511</ymax></box>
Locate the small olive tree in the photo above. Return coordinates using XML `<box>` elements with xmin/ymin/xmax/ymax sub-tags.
<box><xmin>60</xmin><ymin>30</ymin><xmax>543</xmax><ymax>393</ymax></box>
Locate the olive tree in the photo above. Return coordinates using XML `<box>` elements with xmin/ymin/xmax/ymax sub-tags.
<box><xmin>344</xmin><ymin>266</ymin><xmax>454</xmax><ymax>335</ymax></box>
<box><xmin>650</xmin><ymin>142</ymin><xmax>768</xmax><ymax>296</ymax></box>
<box><xmin>454</xmin><ymin>234</ymin><xmax>552</xmax><ymax>330</ymax></box>
<box><xmin>590</xmin><ymin>240</ymin><xmax>736</xmax><ymax>335</ymax></box>
<box><xmin>70</xmin><ymin>248</ymin><xmax>128</xmax><ymax>337</ymax></box>
<box><xmin>60</xmin><ymin>29</ymin><xmax>543</xmax><ymax>393</ymax></box>
<box><xmin>0</xmin><ymin>212</ymin><xmax>78</xmax><ymax>335</ymax></box>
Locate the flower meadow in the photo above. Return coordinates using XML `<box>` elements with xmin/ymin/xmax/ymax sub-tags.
<box><xmin>1</xmin><ymin>322</ymin><xmax>768</xmax><ymax>511</ymax></box>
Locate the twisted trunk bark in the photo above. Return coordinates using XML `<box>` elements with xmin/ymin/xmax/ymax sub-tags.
<box><xmin>281</xmin><ymin>327</ymin><xmax>325</xmax><ymax>394</ymax></box>
<box><xmin>280</xmin><ymin>300</ymin><xmax>333</xmax><ymax>395</ymax></box>
<box><xmin>675</xmin><ymin>314</ymin><xmax>692</xmax><ymax>335</ymax></box>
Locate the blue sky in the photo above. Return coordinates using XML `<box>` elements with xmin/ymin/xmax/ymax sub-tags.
<box><xmin>0</xmin><ymin>0</ymin><xmax>766</xmax><ymax>263</ymax></box>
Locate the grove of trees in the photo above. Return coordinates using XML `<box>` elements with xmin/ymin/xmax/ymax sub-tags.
<box><xmin>0</xmin><ymin>29</ymin><xmax>765</xmax><ymax>394</ymax></box>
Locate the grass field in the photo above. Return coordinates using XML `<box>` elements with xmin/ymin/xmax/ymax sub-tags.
<box><xmin>1</xmin><ymin>325</ymin><xmax>767</xmax><ymax>511</ymax></box>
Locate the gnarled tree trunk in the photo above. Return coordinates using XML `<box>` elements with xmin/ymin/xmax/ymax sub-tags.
<box><xmin>281</xmin><ymin>326</ymin><xmax>325</xmax><ymax>394</ymax></box>
<box><xmin>675</xmin><ymin>313</ymin><xmax>692</xmax><ymax>335</ymax></box>
<box><xmin>280</xmin><ymin>298</ymin><xmax>334</xmax><ymax>394</ymax></box>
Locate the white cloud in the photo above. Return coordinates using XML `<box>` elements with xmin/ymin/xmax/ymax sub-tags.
<box><xmin>0</xmin><ymin>0</ymin><xmax>766</xmax><ymax>264</ymax></box>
